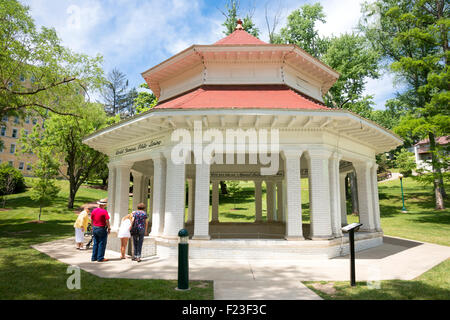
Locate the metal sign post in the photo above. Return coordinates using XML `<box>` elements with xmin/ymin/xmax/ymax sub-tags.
<box><xmin>341</xmin><ymin>223</ymin><xmax>363</xmax><ymax>287</ymax></box>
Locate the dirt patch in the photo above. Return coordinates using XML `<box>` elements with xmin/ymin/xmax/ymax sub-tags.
<box><xmin>27</xmin><ymin>220</ymin><xmax>46</xmax><ymax>224</ymax></box>
<box><xmin>0</xmin><ymin>208</ymin><xmax>12</xmax><ymax>211</ymax></box>
<box><xmin>4</xmin><ymin>230</ymin><xmax>33</xmax><ymax>235</ymax></box>
<box><xmin>193</xmin><ymin>282</ymin><xmax>210</xmax><ymax>288</ymax></box>
<box><xmin>311</xmin><ymin>282</ymin><xmax>337</xmax><ymax>296</ymax></box>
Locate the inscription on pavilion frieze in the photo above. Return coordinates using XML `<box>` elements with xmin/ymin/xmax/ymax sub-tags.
<box><xmin>115</xmin><ymin>139</ymin><xmax>162</xmax><ymax>156</ymax></box>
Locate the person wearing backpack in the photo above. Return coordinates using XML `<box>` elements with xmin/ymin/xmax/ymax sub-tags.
<box><xmin>131</xmin><ymin>203</ymin><xmax>148</xmax><ymax>262</ymax></box>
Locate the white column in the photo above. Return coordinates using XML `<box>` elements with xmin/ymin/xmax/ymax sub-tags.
<box><xmin>113</xmin><ymin>163</ymin><xmax>132</xmax><ymax>230</ymax></box>
<box><xmin>141</xmin><ymin>175</ymin><xmax>149</xmax><ymax>211</ymax></box>
<box><xmin>283</xmin><ymin>149</ymin><xmax>304</xmax><ymax>240</ymax></box>
<box><xmin>132</xmin><ymin>171</ymin><xmax>143</xmax><ymax>211</ymax></box>
<box><xmin>163</xmin><ymin>154</ymin><xmax>186</xmax><ymax>239</ymax></box>
<box><xmin>371</xmin><ymin>164</ymin><xmax>382</xmax><ymax>232</ymax></box>
<box><xmin>309</xmin><ymin>149</ymin><xmax>333</xmax><ymax>239</ymax></box>
<box><xmin>254</xmin><ymin>180</ymin><xmax>262</xmax><ymax>222</ymax></box>
<box><xmin>193</xmin><ymin>163</ymin><xmax>210</xmax><ymax>240</ymax></box>
<box><xmin>150</xmin><ymin>156</ymin><xmax>166</xmax><ymax>237</ymax></box>
<box><xmin>148</xmin><ymin>176</ymin><xmax>153</xmax><ymax>222</ymax></box>
<box><xmin>340</xmin><ymin>172</ymin><xmax>348</xmax><ymax>226</ymax></box>
<box><xmin>187</xmin><ymin>179</ymin><xmax>195</xmax><ymax>224</ymax></box>
<box><xmin>354</xmin><ymin>161</ymin><xmax>376</xmax><ymax>232</ymax></box>
<box><xmin>106</xmin><ymin>162</ymin><xmax>116</xmax><ymax>226</ymax></box>
<box><xmin>266</xmin><ymin>181</ymin><xmax>275</xmax><ymax>222</ymax></box>
<box><xmin>211</xmin><ymin>180</ymin><xmax>219</xmax><ymax>223</ymax></box>
<box><xmin>276</xmin><ymin>181</ymin><xmax>283</xmax><ymax>222</ymax></box>
<box><xmin>329</xmin><ymin>153</ymin><xmax>343</xmax><ymax>237</ymax></box>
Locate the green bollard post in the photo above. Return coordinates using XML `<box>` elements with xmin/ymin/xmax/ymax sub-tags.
<box><xmin>177</xmin><ymin>229</ymin><xmax>189</xmax><ymax>291</ymax></box>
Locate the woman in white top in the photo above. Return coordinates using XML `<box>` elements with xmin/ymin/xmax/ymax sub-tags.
<box><xmin>118</xmin><ymin>213</ymin><xmax>134</xmax><ymax>259</ymax></box>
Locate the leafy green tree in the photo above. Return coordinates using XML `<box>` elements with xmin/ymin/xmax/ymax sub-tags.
<box><xmin>394</xmin><ymin>148</ymin><xmax>417</xmax><ymax>177</ymax></box>
<box><xmin>134</xmin><ymin>83</ymin><xmax>157</xmax><ymax>114</ymax></box>
<box><xmin>322</xmin><ymin>34</ymin><xmax>380</xmax><ymax>110</ymax></box>
<box><xmin>21</xmin><ymin>102</ymin><xmax>108</xmax><ymax>209</ymax></box>
<box><xmin>0</xmin><ymin>0</ymin><xmax>104</xmax><ymax>121</ymax></box>
<box><xmin>220</xmin><ymin>0</ymin><xmax>259</xmax><ymax>37</ymax></box>
<box><xmin>275</xmin><ymin>3</ymin><xmax>329</xmax><ymax>58</ymax></box>
<box><xmin>360</xmin><ymin>0</ymin><xmax>449</xmax><ymax>209</ymax></box>
<box><xmin>29</xmin><ymin>149</ymin><xmax>60</xmax><ymax>221</ymax></box>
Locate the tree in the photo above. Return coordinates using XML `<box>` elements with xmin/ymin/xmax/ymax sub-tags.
<box><xmin>394</xmin><ymin>148</ymin><xmax>417</xmax><ymax>177</ymax></box>
<box><xmin>220</xmin><ymin>0</ymin><xmax>260</xmax><ymax>37</ymax></box>
<box><xmin>101</xmin><ymin>68</ymin><xmax>130</xmax><ymax>116</ymax></box>
<box><xmin>0</xmin><ymin>0</ymin><xmax>104</xmax><ymax>122</ymax></box>
<box><xmin>275</xmin><ymin>3</ymin><xmax>329</xmax><ymax>58</ymax></box>
<box><xmin>29</xmin><ymin>149</ymin><xmax>60</xmax><ymax>221</ymax></box>
<box><xmin>21</xmin><ymin>102</ymin><xmax>109</xmax><ymax>209</ymax></box>
<box><xmin>322</xmin><ymin>34</ymin><xmax>380</xmax><ymax>110</ymax></box>
<box><xmin>0</xmin><ymin>163</ymin><xmax>26</xmax><ymax>207</ymax></box>
<box><xmin>134</xmin><ymin>83</ymin><xmax>157</xmax><ymax>115</ymax></box>
<box><xmin>226</xmin><ymin>180</ymin><xmax>242</xmax><ymax>209</ymax></box>
<box><xmin>360</xmin><ymin>0</ymin><xmax>449</xmax><ymax>209</ymax></box>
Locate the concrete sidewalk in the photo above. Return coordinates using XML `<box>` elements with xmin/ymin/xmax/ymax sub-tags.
<box><xmin>32</xmin><ymin>236</ymin><xmax>450</xmax><ymax>300</ymax></box>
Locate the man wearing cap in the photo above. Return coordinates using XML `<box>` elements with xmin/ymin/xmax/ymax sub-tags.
<box><xmin>90</xmin><ymin>198</ymin><xmax>111</xmax><ymax>262</ymax></box>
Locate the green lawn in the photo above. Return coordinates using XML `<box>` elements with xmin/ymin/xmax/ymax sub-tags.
<box><xmin>0</xmin><ymin>179</ymin><xmax>213</xmax><ymax>300</ymax></box>
<box><xmin>1</xmin><ymin>176</ymin><xmax>448</xmax><ymax>300</ymax></box>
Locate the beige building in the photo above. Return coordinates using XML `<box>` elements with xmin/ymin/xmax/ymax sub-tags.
<box><xmin>0</xmin><ymin>114</ymin><xmax>43</xmax><ymax>176</ymax></box>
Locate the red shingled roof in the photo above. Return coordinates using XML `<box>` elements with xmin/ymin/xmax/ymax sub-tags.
<box><xmin>154</xmin><ymin>85</ymin><xmax>329</xmax><ymax>110</ymax></box>
<box><xmin>214</xmin><ymin>29</ymin><xmax>267</xmax><ymax>45</ymax></box>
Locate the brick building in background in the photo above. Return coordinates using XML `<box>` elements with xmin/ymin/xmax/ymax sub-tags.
<box><xmin>0</xmin><ymin>114</ymin><xmax>43</xmax><ymax>176</ymax></box>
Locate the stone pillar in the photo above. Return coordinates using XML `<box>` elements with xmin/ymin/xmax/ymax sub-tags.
<box><xmin>163</xmin><ymin>155</ymin><xmax>186</xmax><ymax>239</ymax></box>
<box><xmin>340</xmin><ymin>172</ymin><xmax>348</xmax><ymax>226</ymax></box>
<box><xmin>148</xmin><ymin>176</ymin><xmax>153</xmax><ymax>222</ymax></box>
<box><xmin>266</xmin><ymin>181</ymin><xmax>275</xmax><ymax>222</ymax></box>
<box><xmin>150</xmin><ymin>156</ymin><xmax>166</xmax><ymax>237</ymax></box>
<box><xmin>276</xmin><ymin>181</ymin><xmax>283</xmax><ymax>222</ymax></box>
<box><xmin>254</xmin><ymin>180</ymin><xmax>262</xmax><ymax>222</ymax></box>
<box><xmin>187</xmin><ymin>179</ymin><xmax>195</xmax><ymax>224</ymax></box>
<box><xmin>309</xmin><ymin>149</ymin><xmax>333</xmax><ymax>239</ymax></box>
<box><xmin>193</xmin><ymin>163</ymin><xmax>210</xmax><ymax>240</ymax></box>
<box><xmin>371</xmin><ymin>164</ymin><xmax>382</xmax><ymax>232</ymax></box>
<box><xmin>283</xmin><ymin>149</ymin><xmax>304</xmax><ymax>240</ymax></box>
<box><xmin>354</xmin><ymin>161</ymin><xmax>376</xmax><ymax>232</ymax></box>
<box><xmin>106</xmin><ymin>162</ymin><xmax>116</xmax><ymax>227</ymax></box>
<box><xmin>132</xmin><ymin>171</ymin><xmax>143</xmax><ymax>211</ymax></box>
<box><xmin>141</xmin><ymin>175</ymin><xmax>149</xmax><ymax>212</ymax></box>
<box><xmin>329</xmin><ymin>153</ymin><xmax>342</xmax><ymax>238</ymax></box>
<box><xmin>113</xmin><ymin>163</ymin><xmax>132</xmax><ymax>230</ymax></box>
<box><xmin>211</xmin><ymin>180</ymin><xmax>219</xmax><ymax>223</ymax></box>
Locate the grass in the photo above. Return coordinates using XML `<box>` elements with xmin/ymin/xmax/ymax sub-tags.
<box><xmin>304</xmin><ymin>259</ymin><xmax>450</xmax><ymax>300</ymax></box>
<box><xmin>0</xmin><ymin>179</ymin><xmax>213</xmax><ymax>300</ymax></box>
<box><xmin>1</xmin><ymin>175</ymin><xmax>449</xmax><ymax>300</ymax></box>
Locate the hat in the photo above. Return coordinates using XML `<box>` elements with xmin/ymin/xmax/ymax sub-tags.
<box><xmin>97</xmin><ymin>198</ymin><xmax>108</xmax><ymax>205</ymax></box>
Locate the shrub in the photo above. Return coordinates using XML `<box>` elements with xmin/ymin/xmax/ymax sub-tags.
<box><xmin>0</xmin><ymin>163</ymin><xmax>26</xmax><ymax>196</ymax></box>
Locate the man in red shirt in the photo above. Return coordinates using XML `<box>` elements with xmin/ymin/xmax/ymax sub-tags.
<box><xmin>90</xmin><ymin>198</ymin><xmax>111</xmax><ymax>262</ymax></box>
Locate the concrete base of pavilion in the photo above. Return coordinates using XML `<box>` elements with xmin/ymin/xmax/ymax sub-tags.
<box><xmin>107</xmin><ymin>222</ymin><xmax>383</xmax><ymax>260</ymax></box>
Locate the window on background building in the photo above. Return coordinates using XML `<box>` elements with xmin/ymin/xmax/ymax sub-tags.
<box><xmin>14</xmin><ymin>117</ymin><xmax>19</xmax><ymax>124</ymax></box>
<box><xmin>1</xmin><ymin>127</ymin><xmax>6</xmax><ymax>136</ymax></box>
<box><xmin>32</xmin><ymin>118</ymin><xmax>37</xmax><ymax>125</ymax></box>
<box><xmin>8</xmin><ymin>161</ymin><xmax>13</xmax><ymax>167</ymax></box>
<box><xmin>18</xmin><ymin>162</ymin><xmax>24</xmax><ymax>170</ymax></box>
<box><xmin>24</xmin><ymin>130</ymin><xmax>28</xmax><ymax>137</ymax></box>
<box><xmin>10</xmin><ymin>144</ymin><xmax>15</xmax><ymax>154</ymax></box>
<box><xmin>12</xmin><ymin>129</ymin><xmax>18</xmax><ymax>138</ymax></box>
<box><xmin>27</xmin><ymin>164</ymin><xmax>32</xmax><ymax>171</ymax></box>
<box><xmin>2</xmin><ymin>116</ymin><xmax>8</xmax><ymax>122</ymax></box>
<box><xmin>20</xmin><ymin>74</ymin><xmax>25</xmax><ymax>82</ymax></box>
<box><xmin>0</xmin><ymin>144</ymin><xmax>3</xmax><ymax>152</ymax></box>
<box><xmin>25</xmin><ymin>117</ymin><xmax>30</xmax><ymax>124</ymax></box>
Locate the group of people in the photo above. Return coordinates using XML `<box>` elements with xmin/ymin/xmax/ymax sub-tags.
<box><xmin>73</xmin><ymin>198</ymin><xmax>149</xmax><ymax>263</ymax></box>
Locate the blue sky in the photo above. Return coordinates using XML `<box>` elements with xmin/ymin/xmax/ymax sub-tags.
<box><xmin>21</xmin><ymin>0</ymin><xmax>399</xmax><ymax>110</ymax></box>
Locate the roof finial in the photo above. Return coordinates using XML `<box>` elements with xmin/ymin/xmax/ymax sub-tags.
<box><xmin>235</xmin><ymin>19</ymin><xmax>244</xmax><ymax>30</ymax></box>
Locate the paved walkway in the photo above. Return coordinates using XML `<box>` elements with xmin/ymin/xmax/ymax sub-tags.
<box><xmin>32</xmin><ymin>236</ymin><xmax>450</xmax><ymax>300</ymax></box>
